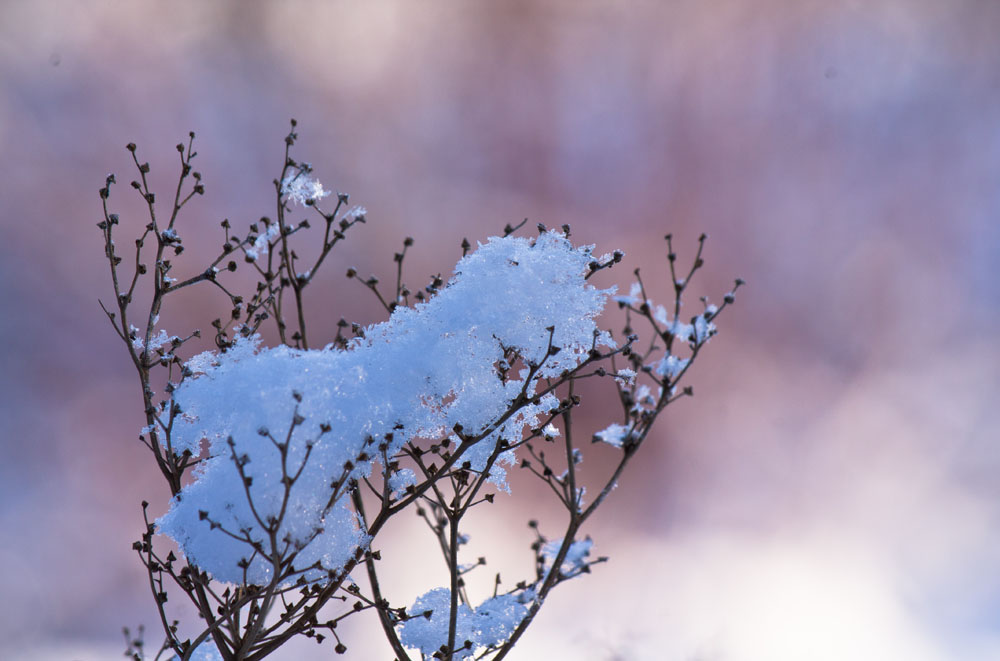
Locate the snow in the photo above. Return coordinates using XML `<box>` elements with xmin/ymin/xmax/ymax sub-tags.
<box><xmin>157</xmin><ymin>231</ymin><xmax>615</xmax><ymax>584</ymax></box>
<box><xmin>130</xmin><ymin>327</ymin><xmax>175</xmax><ymax>353</ymax></box>
<box><xmin>631</xmin><ymin>384</ymin><xmax>657</xmax><ymax>412</ymax></box>
<box><xmin>593</xmin><ymin>423</ymin><xmax>633</xmax><ymax>449</ymax></box>
<box><xmin>542</xmin><ymin>537</ymin><xmax>593</xmax><ymax>576</ymax></box>
<box><xmin>694</xmin><ymin>314</ymin><xmax>716</xmax><ymax>343</ymax></box>
<box><xmin>341</xmin><ymin>205</ymin><xmax>366</xmax><ymax>221</ymax></box>
<box><xmin>613</xmin><ymin>281</ymin><xmax>644</xmax><ymax>306</ymax></box>
<box><xmin>167</xmin><ymin>639</ymin><xmax>222</xmax><ymax>661</ymax></box>
<box><xmin>614</xmin><ymin>368</ymin><xmax>637</xmax><ymax>387</ymax></box>
<box><xmin>281</xmin><ymin>172</ymin><xmax>330</xmax><ymax>206</ymax></box>
<box><xmin>388</xmin><ymin>468</ymin><xmax>417</xmax><ymax>498</ymax></box>
<box><xmin>245</xmin><ymin>221</ymin><xmax>280</xmax><ymax>260</ymax></box>
<box><xmin>399</xmin><ymin>588</ymin><xmax>476</xmax><ymax>659</ymax></box>
<box><xmin>654</xmin><ymin>354</ymin><xmax>690</xmax><ymax>379</ymax></box>
<box><xmin>399</xmin><ymin>587</ymin><xmax>535</xmax><ymax>658</ymax></box>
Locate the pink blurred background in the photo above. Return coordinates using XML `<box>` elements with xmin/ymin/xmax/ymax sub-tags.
<box><xmin>2</xmin><ymin>1</ymin><xmax>999</xmax><ymax>658</ymax></box>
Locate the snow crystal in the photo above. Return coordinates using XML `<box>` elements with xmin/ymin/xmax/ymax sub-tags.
<box><xmin>158</xmin><ymin>231</ymin><xmax>615</xmax><ymax>584</ymax></box>
<box><xmin>246</xmin><ymin>221</ymin><xmax>280</xmax><ymax>260</ymax></box>
<box><xmin>614</xmin><ymin>368</ymin><xmax>636</xmax><ymax>387</ymax></box>
<box><xmin>341</xmin><ymin>205</ymin><xmax>366</xmax><ymax>221</ymax></box>
<box><xmin>593</xmin><ymin>423</ymin><xmax>633</xmax><ymax>448</ymax></box>
<box><xmin>131</xmin><ymin>328</ymin><xmax>174</xmax><ymax>353</ymax></box>
<box><xmin>281</xmin><ymin>173</ymin><xmax>330</xmax><ymax>206</ymax></box>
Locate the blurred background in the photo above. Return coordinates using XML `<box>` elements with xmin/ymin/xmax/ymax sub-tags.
<box><xmin>1</xmin><ymin>0</ymin><xmax>999</xmax><ymax>659</ymax></box>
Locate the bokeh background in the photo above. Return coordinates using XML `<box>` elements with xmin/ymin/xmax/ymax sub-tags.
<box><xmin>2</xmin><ymin>1</ymin><xmax>999</xmax><ymax>659</ymax></box>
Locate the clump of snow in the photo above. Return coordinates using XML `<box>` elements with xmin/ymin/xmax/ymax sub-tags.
<box><xmin>473</xmin><ymin>591</ymin><xmax>534</xmax><ymax>648</ymax></box>
<box><xmin>694</xmin><ymin>314</ymin><xmax>716</xmax><ymax>343</ymax></box>
<box><xmin>654</xmin><ymin>353</ymin><xmax>689</xmax><ymax>379</ymax></box>
<box><xmin>542</xmin><ymin>537</ymin><xmax>593</xmax><ymax>577</ymax></box>
<box><xmin>388</xmin><ymin>468</ymin><xmax>417</xmax><ymax>498</ymax></box>
<box><xmin>158</xmin><ymin>232</ymin><xmax>615</xmax><ymax>584</ymax></box>
<box><xmin>168</xmin><ymin>639</ymin><xmax>222</xmax><ymax>661</ymax></box>
<box><xmin>399</xmin><ymin>588</ymin><xmax>477</xmax><ymax>659</ymax></box>
<box><xmin>398</xmin><ymin>587</ymin><xmax>534</xmax><ymax>658</ymax></box>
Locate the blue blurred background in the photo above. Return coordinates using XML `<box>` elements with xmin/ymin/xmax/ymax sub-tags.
<box><xmin>1</xmin><ymin>1</ymin><xmax>999</xmax><ymax>658</ymax></box>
